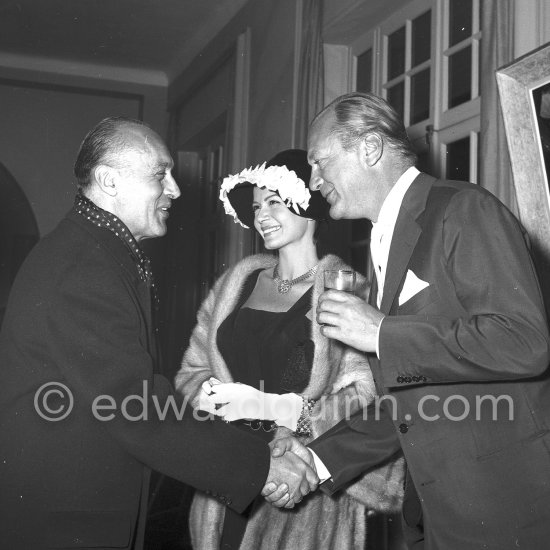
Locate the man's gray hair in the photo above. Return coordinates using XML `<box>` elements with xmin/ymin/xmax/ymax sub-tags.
<box><xmin>314</xmin><ymin>92</ymin><xmax>417</xmax><ymax>164</ymax></box>
<box><xmin>74</xmin><ymin>116</ymin><xmax>150</xmax><ymax>189</ymax></box>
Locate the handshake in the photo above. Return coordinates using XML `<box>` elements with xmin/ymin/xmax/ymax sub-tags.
<box><xmin>262</xmin><ymin>433</ymin><xmax>320</xmax><ymax>508</ymax></box>
<box><xmin>199</xmin><ymin>378</ymin><xmax>321</xmax><ymax>508</ymax></box>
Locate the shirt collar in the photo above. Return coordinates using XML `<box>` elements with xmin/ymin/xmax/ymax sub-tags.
<box><xmin>373</xmin><ymin>166</ymin><xmax>420</xmax><ymax>232</ymax></box>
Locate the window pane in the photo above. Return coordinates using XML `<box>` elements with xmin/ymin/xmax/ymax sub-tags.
<box><xmin>388</xmin><ymin>26</ymin><xmax>405</xmax><ymax>80</ymax></box>
<box><xmin>448</xmin><ymin>46</ymin><xmax>471</xmax><ymax>108</ymax></box>
<box><xmin>356</xmin><ymin>49</ymin><xmax>373</xmax><ymax>92</ymax></box>
<box><xmin>449</xmin><ymin>0</ymin><xmax>472</xmax><ymax>46</ymax></box>
<box><xmin>387</xmin><ymin>82</ymin><xmax>405</xmax><ymax>122</ymax></box>
<box><xmin>412</xmin><ymin>10</ymin><xmax>431</xmax><ymax>66</ymax></box>
<box><xmin>446</xmin><ymin>137</ymin><xmax>470</xmax><ymax>181</ymax></box>
<box><xmin>411</xmin><ymin>68</ymin><xmax>430</xmax><ymax>124</ymax></box>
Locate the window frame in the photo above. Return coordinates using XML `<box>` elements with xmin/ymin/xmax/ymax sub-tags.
<box><xmin>350</xmin><ymin>0</ymin><xmax>481</xmax><ymax>180</ymax></box>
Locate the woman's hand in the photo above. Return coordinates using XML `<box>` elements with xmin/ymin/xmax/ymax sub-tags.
<box><xmin>206</xmin><ymin>382</ymin><xmax>303</xmax><ymax>430</ymax></box>
<box><xmin>207</xmin><ymin>382</ymin><xmax>266</xmax><ymax>420</ymax></box>
<box><xmin>196</xmin><ymin>377</ymin><xmax>222</xmax><ymax>414</ymax></box>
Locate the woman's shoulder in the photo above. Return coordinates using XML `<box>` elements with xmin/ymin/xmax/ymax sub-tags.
<box><xmin>231</xmin><ymin>253</ymin><xmax>277</xmax><ymax>273</ymax></box>
<box><xmin>318</xmin><ymin>254</ymin><xmax>349</xmax><ymax>271</ymax></box>
<box><xmin>211</xmin><ymin>253</ymin><xmax>276</xmax><ymax>296</ymax></box>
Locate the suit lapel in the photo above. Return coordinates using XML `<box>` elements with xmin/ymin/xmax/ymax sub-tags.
<box><xmin>379</xmin><ymin>173</ymin><xmax>435</xmax><ymax>314</ymax></box>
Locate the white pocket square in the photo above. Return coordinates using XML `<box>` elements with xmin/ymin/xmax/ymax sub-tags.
<box><xmin>399</xmin><ymin>270</ymin><xmax>430</xmax><ymax>306</ymax></box>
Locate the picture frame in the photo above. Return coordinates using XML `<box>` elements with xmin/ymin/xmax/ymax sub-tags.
<box><xmin>497</xmin><ymin>42</ymin><xmax>550</xmax><ymax>310</ymax></box>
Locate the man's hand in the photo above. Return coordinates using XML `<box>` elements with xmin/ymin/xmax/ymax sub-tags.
<box><xmin>262</xmin><ymin>436</ymin><xmax>317</xmax><ymax>508</ymax></box>
<box><xmin>316</xmin><ymin>290</ymin><xmax>384</xmax><ymax>352</ymax></box>
<box><xmin>271</xmin><ymin>435</ymin><xmax>315</xmax><ymax>465</ymax></box>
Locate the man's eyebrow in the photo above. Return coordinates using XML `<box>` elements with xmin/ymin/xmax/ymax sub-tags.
<box><xmin>155</xmin><ymin>161</ymin><xmax>173</xmax><ymax>170</ymax></box>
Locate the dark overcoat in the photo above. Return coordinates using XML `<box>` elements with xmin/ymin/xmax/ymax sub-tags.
<box><xmin>0</xmin><ymin>209</ymin><xmax>268</xmax><ymax>550</ymax></box>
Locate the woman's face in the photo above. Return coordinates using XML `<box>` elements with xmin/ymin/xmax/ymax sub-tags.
<box><xmin>252</xmin><ymin>186</ymin><xmax>311</xmax><ymax>250</ymax></box>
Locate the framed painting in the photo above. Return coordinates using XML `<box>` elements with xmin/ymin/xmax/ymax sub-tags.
<box><xmin>497</xmin><ymin>42</ymin><xmax>550</xmax><ymax>310</ymax></box>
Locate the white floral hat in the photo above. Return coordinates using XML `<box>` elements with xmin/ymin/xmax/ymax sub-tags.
<box><xmin>219</xmin><ymin>149</ymin><xmax>328</xmax><ymax>228</ymax></box>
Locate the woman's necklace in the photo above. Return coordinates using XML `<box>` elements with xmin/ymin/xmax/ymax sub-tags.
<box><xmin>273</xmin><ymin>263</ymin><xmax>318</xmax><ymax>294</ymax></box>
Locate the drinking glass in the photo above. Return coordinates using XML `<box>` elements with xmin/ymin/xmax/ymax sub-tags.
<box><xmin>323</xmin><ymin>269</ymin><xmax>356</xmax><ymax>294</ymax></box>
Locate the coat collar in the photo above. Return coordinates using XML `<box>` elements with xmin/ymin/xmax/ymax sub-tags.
<box><xmin>379</xmin><ymin>172</ymin><xmax>436</xmax><ymax>314</ymax></box>
<box><xmin>66</xmin><ymin>208</ymin><xmax>144</xmax><ymax>285</ymax></box>
<box><xmin>64</xmin><ymin>208</ymin><xmax>158</xmax><ymax>359</ymax></box>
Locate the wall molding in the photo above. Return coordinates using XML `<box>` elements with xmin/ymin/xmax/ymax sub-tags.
<box><xmin>0</xmin><ymin>52</ymin><xmax>168</xmax><ymax>87</ymax></box>
<box><xmin>0</xmin><ymin>77</ymin><xmax>144</xmax><ymax>120</ymax></box>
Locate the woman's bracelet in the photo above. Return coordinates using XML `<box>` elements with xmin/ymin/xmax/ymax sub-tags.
<box><xmin>295</xmin><ymin>396</ymin><xmax>316</xmax><ymax>437</ymax></box>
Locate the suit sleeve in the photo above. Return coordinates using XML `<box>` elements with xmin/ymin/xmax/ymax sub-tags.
<box><xmin>308</xmin><ymin>402</ymin><xmax>402</xmax><ymax>495</ymax></box>
<box><xmin>48</xmin><ymin>251</ymin><xmax>268</xmax><ymax>513</ymax></box>
<box><xmin>380</xmin><ymin>190</ymin><xmax>550</xmax><ymax>386</ymax></box>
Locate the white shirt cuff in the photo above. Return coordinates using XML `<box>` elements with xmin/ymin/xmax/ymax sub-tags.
<box><xmin>309</xmin><ymin>449</ymin><xmax>331</xmax><ymax>483</ymax></box>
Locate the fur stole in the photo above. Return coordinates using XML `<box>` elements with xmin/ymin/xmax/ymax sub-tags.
<box><xmin>175</xmin><ymin>254</ymin><xmax>404</xmax><ymax>549</ymax></box>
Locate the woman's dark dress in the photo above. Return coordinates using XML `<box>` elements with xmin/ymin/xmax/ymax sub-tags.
<box><xmin>216</xmin><ymin>269</ymin><xmax>314</xmax><ymax>549</ymax></box>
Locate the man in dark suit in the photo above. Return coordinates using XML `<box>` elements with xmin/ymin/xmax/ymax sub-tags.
<box><xmin>0</xmin><ymin>117</ymin><xmax>317</xmax><ymax>549</ymax></box>
<box><xmin>265</xmin><ymin>92</ymin><xmax>550</xmax><ymax>548</ymax></box>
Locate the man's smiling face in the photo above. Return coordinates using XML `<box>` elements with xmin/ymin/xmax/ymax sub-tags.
<box><xmin>307</xmin><ymin>112</ymin><xmax>371</xmax><ymax>221</ymax></box>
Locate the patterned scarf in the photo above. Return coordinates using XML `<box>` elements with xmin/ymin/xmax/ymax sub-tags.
<box><xmin>74</xmin><ymin>192</ymin><xmax>158</xmax><ymax>305</ymax></box>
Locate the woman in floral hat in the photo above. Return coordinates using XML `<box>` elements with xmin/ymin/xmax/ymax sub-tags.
<box><xmin>175</xmin><ymin>149</ymin><xmax>404</xmax><ymax>550</ymax></box>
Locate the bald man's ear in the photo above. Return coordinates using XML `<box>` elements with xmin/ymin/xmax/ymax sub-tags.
<box><xmin>93</xmin><ymin>165</ymin><xmax>118</xmax><ymax>197</ymax></box>
<box><xmin>363</xmin><ymin>133</ymin><xmax>383</xmax><ymax>167</ymax></box>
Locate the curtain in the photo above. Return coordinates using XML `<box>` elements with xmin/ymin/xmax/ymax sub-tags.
<box><xmin>479</xmin><ymin>0</ymin><xmax>518</xmax><ymax>215</ymax></box>
<box><xmin>295</xmin><ymin>0</ymin><xmax>325</xmax><ymax>148</ymax></box>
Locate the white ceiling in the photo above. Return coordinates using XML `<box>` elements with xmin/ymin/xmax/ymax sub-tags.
<box><xmin>0</xmin><ymin>0</ymin><xmax>249</xmax><ymax>84</ymax></box>
<box><xmin>0</xmin><ymin>0</ymin><xmax>410</xmax><ymax>86</ymax></box>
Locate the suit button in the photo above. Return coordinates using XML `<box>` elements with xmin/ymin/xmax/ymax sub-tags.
<box><xmin>404</xmin><ymin>376</ymin><xmax>412</xmax><ymax>383</ymax></box>
<box><xmin>421</xmin><ymin>375</ymin><xmax>428</xmax><ymax>382</ymax></box>
<box><xmin>412</xmin><ymin>376</ymin><xmax>419</xmax><ymax>382</ymax></box>
<box><xmin>397</xmin><ymin>376</ymin><xmax>404</xmax><ymax>383</ymax></box>
<box><xmin>399</xmin><ymin>423</ymin><xmax>409</xmax><ymax>434</ymax></box>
